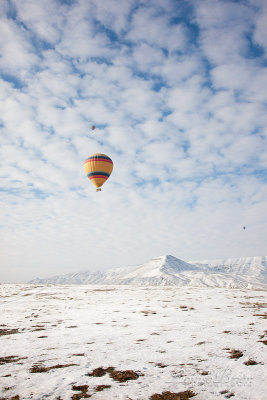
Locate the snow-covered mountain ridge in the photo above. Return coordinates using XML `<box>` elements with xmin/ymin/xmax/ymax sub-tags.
<box><xmin>29</xmin><ymin>255</ymin><xmax>267</xmax><ymax>289</ymax></box>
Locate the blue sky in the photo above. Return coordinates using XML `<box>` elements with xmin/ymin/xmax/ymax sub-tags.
<box><xmin>0</xmin><ymin>0</ymin><xmax>266</xmax><ymax>283</ymax></box>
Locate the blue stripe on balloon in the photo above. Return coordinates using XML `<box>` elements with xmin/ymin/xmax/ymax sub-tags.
<box><xmin>87</xmin><ymin>171</ymin><xmax>110</xmax><ymax>178</ymax></box>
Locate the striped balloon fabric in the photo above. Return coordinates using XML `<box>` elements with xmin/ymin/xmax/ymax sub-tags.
<box><xmin>83</xmin><ymin>153</ymin><xmax>113</xmax><ymax>191</ymax></box>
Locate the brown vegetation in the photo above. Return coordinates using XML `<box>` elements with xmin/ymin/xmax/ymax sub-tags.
<box><xmin>30</xmin><ymin>363</ymin><xmax>77</xmax><ymax>373</ymax></box>
<box><xmin>87</xmin><ymin>366</ymin><xmax>141</xmax><ymax>382</ymax></box>
<box><xmin>87</xmin><ymin>367</ymin><xmax>111</xmax><ymax>377</ymax></box>
<box><xmin>72</xmin><ymin>394</ymin><xmax>91</xmax><ymax>400</ymax></box>
<box><xmin>254</xmin><ymin>313</ymin><xmax>267</xmax><ymax>319</ymax></box>
<box><xmin>141</xmin><ymin>310</ymin><xmax>157</xmax><ymax>315</ymax></box>
<box><xmin>200</xmin><ymin>370</ymin><xmax>209</xmax><ymax>375</ymax></box>
<box><xmin>0</xmin><ymin>328</ymin><xmax>19</xmax><ymax>336</ymax></box>
<box><xmin>71</xmin><ymin>384</ymin><xmax>90</xmax><ymax>399</ymax></box>
<box><xmin>72</xmin><ymin>385</ymin><xmax>89</xmax><ymax>392</ymax></box>
<box><xmin>229</xmin><ymin>349</ymin><xmax>243</xmax><ymax>359</ymax></box>
<box><xmin>243</xmin><ymin>359</ymin><xmax>259</xmax><ymax>366</ymax></box>
<box><xmin>225</xmin><ymin>393</ymin><xmax>235</xmax><ymax>398</ymax></box>
<box><xmin>0</xmin><ymin>356</ymin><xmax>27</xmax><ymax>365</ymax></box>
<box><xmin>95</xmin><ymin>385</ymin><xmax>111</xmax><ymax>391</ymax></box>
<box><xmin>149</xmin><ymin>390</ymin><xmax>196</xmax><ymax>400</ymax></box>
<box><xmin>110</xmin><ymin>369</ymin><xmax>140</xmax><ymax>382</ymax></box>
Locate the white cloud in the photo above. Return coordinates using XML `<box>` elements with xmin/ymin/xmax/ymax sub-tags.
<box><xmin>0</xmin><ymin>18</ymin><xmax>39</xmax><ymax>76</ymax></box>
<box><xmin>91</xmin><ymin>0</ymin><xmax>134</xmax><ymax>34</ymax></box>
<box><xmin>0</xmin><ymin>0</ymin><xmax>266</xmax><ymax>283</ymax></box>
<box><xmin>14</xmin><ymin>0</ymin><xmax>63</xmax><ymax>44</ymax></box>
<box><xmin>127</xmin><ymin>5</ymin><xmax>188</xmax><ymax>53</ymax></box>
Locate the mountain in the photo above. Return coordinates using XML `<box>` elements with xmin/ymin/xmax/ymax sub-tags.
<box><xmin>29</xmin><ymin>255</ymin><xmax>267</xmax><ymax>289</ymax></box>
<box><xmin>189</xmin><ymin>256</ymin><xmax>267</xmax><ymax>285</ymax></box>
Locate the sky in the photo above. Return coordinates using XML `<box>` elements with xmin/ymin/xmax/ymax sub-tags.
<box><xmin>0</xmin><ymin>0</ymin><xmax>266</xmax><ymax>283</ymax></box>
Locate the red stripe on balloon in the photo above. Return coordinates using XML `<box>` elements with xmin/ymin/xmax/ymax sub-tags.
<box><xmin>89</xmin><ymin>175</ymin><xmax>108</xmax><ymax>180</ymax></box>
<box><xmin>84</xmin><ymin>158</ymin><xmax>113</xmax><ymax>165</ymax></box>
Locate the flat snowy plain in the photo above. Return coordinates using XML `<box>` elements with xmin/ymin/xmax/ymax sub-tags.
<box><xmin>1</xmin><ymin>284</ymin><xmax>266</xmax><ymax>400</ymax></box>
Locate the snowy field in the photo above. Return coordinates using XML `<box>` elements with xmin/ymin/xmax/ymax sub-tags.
<box><xmin>0</xmin><ymin>285</ymin><xmax>266</xmax><ymax>400</ymax></box>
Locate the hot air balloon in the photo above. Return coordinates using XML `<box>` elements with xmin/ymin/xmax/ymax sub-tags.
<box><xmin>91</xmin><ymin>125</ymin><xmax>95</xmax><ymax>131</ymax></box>
<box><xmin>84</xmin><ymin>153</ymin><xmax>113</xmax><ymax>191</ymax></box>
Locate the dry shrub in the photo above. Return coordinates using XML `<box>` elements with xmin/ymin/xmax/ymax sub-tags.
<box><xmin>240</xmin><ymin>301</ymin><xmax>266</xmax><ymax>308</ymax></box>
<box><xmin>30</xmin><ymin>363</ymin><xmax>77</xmax><ymax>373</ymax></box>
<box><xmin>156</xmin><ymin>363</ymin><xmax>168</xmax><ymax>368</ymax></box>
<box><xmin>149</xmin><ymin>390</ymin><xmax>196</xmax><ymax>400</ymax></box>
<box><xmin>72</xmin><ymin>385</ymin><xmax>89</xmax><ymax>392</ymax></box>
<box><xmin>0</xmin><ymin>356</ymin><xmax>26</xmax><ymax>365</ymax></box>
<box><xmin>72</xmin><ymin>394</ymin><xmax>91</xmax><ymax>400</ymax></box>
<box><xmin>0</xmin><ymin>329</ymin><xmax>19</xmax><ymax>336</ymax></box>
<box><xmin>225</xmin><ymin>393</ymin><xmax>235</xmax><ymax>398</ymax></box>
<box><xmin>244</xmin><ymin>359</ymin><xmax>258</xmax><ymax>366</ymax></box>
<box><xmin>229</xmin><ymin>349</ymin><xmax>243</xmax><ymax>359</ymax></box>
<box><xmin>109</xmin><ymin>369</ymin><xmax>140</xmax><ymax>382</ymax></box>
<box><xmin>87</xmin><ymin>367</ymin><xmax>141</xmax><ymax>382</ymax></box>
<box><xmin>71</xmin><ymin>384</ymin><xmax>90</xmax><ymax>399</ymax></box>
<box><xmin>253</xmin><ymin>313</ymin><xmax>267</xmax><ymax>319</ymax></box>
<box><xmin>95</xmin><ymin>385</ymin><xmax>111</xmax><ymax>391</ymax></box>
<box><xmin>141</xmin><ymin>310</ymin><xmax>157</xmax><ymax>315</ymax></box>
<box><xmin>87</xmin><ymin>367</ymin><xmax>111</xmax><ymax>377</ymax></box>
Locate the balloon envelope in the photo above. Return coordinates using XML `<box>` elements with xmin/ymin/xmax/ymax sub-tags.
<box><xmin>84</xmin><ymin>153</ymin><xmax>113</xmax><ymax>189</ymax></box>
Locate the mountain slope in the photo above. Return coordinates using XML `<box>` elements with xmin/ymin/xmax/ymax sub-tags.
<box><xmin>189</xmin><ymin>256</ymin><xmax>267</xmax><ymax>286</ymax></box>
<box><xmin>29</xmin><ymin>255</ymin><xmax>267</xmax><ymax>289</ymax></box>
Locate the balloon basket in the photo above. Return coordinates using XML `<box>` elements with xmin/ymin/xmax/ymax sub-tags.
<box><xmin>96</xmin><ymin>188</ymin><xmax>102</xmax><ymax>192</ymax></box>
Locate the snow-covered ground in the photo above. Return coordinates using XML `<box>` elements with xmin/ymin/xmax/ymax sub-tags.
<box><xmin>0</xmin><ymin>284</ymin><xmax>266</xmax><ymax>400</ymax></box>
